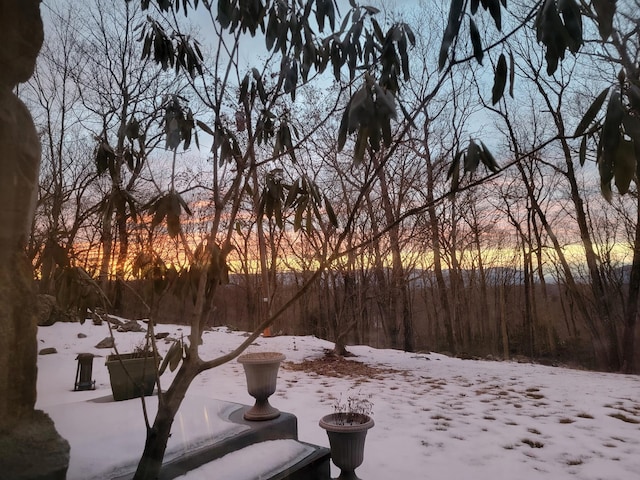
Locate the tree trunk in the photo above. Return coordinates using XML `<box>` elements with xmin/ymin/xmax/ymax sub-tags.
<box><xmin>253</xmin><ymin>169</ymin><xmax>272</xmax><ymax>334</ymax></box>
<box><xmin>560</xmin><ymin>139</ymin><xmax>620</xmax><ymax>369</ymax></box>
<box><xmin>499</xmin><ymin>283</ymin><xmax>509</xmax><ymax>360</ymax></box>
<box><xmin>621</xmin><ymin>194</ymin><xmax>640</xmax><ymax>373</ymax></box>
<box><xmin>448</xmin><ymin>200</ymin><xmax>465</xmax><ymax>350</ymax></box>
<box><xmin>114</xmin><ymin>191</ymin><xmax>128</xmax><ymax>313</ymax></box>
<box><xmin>364</xmin><ymin>194</ymin><xmax>395</xmax><ymax>347</ymax></box>
<box><xmin>133</xmin><ymin>359</ymin><xmax>200</xmax><ymax>479</ymax></box>
<box><xmin>99</xmin><ymin>204</ymin><xmax>114</xmax><ymax>292</ymax></box>
<box><xmin>531</xmin><ymin>214</ymin><xmax>555</xmax><ymax>353</ymax></box>
<box><xmin>514</xmin><ymin>160</ymin><xmax>612</xmax><ymax>367</ymax></box>
<box><xmin>424</xmin><ymin>151</ymin><xmax>456</xmax><ymax>354</ymax></box>
<box><xmin>371</xmin><ymin>155</ymin><xmax>413</xmax><ymax>351</ymax></box>
<box><xmin>537</xmin><ymin>77</ymin><xmax>622</xmax><ymax>369</ymax></box>
<box><xmin>471</xmin><ymin>208</ymin><xmax>489</xmax><ymax>343</ymax></box>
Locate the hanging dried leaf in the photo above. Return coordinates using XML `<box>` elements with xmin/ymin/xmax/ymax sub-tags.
<box><xmin>558</xmin><ymin>0</ymin><xmax>583</xmax><ymax>53</ymax></box>
<box><xmin>579</xmin><ymin>135</ymin><xmax>587</xmax><ymax>166</ymax></box>
<box><xmin>294</xmin><ymin>197</ymin><xmax>306</xmax><ymax>232</ymax></box>
<box><xmin>283</xmin><ymin>58</ymin><xmax>299</xmax><ymax>101</ymax></box>
<box><xmin>480</xmin><ymin>142</ymin><xmax>500</xmax><ymax>172</ymax></box>
<box><xmin>285</xmin><ymin>179</ymin><xmax>300</xmax><ymax>209</ymax></box>
<box><xmin>573</xmin><ymin>87</ymin><xmax>609</xmax><ymax>137</ymax></box>
<box><xmin>613</xmin><ymin>139</ymin><xmax>636</xmax><ymax>195</ymax></box>
<box><xmin>324</xmin><ymin>195</ymin><xmax>338</xmax><ymax>227</ymax></box>
<box><xmin>168</xmin><ymin>341</ymin><xmax>182</xmax><ymax>371</ymax></box>
<box><xmin>438</xmin><ymin>0</ymin><xmax>464</xmax><ymax>71</ymax></box>
<box><xmin>491</xmin><ymin>53</ymin><xmax>508</xmax><ymax>105</ymax></box>
<box><xmin>487</xmin><ymin>0</ymin><xmax>502</xmax><ymax>31</ymax></box>
<box><xmin>353</xmin><ymin>130</ymin><xmax>367</xmax><ymax>165</ymax></box>
<box><xmin>337</xmin><ymin>97</ymin><xmax>351</xmax><ymax>152</ymax></box>
<box><xmin>125</xmin><ymin>117</ymin><xmax>140</xmax><ymax>140</ymax></box>
<box><xmin>601</xmin><ymin>89</ymin><xmax>624</xmax><ymax>154</ymax></box>
<box><xmin>464</xmin><ymin>139</ymin><xmax>481</xmax><ymax>172</ymax></box>
<box><xmin>166</xmin><ymin>211</ymin><xmax>181</xmax><ymax>238</ymax></box>
<box><xmin>159</xmin><ymin>340</ymin><xmax>182</xmax><ymax>375</ymax></box>
<box><xmin>535</xmin><ymin>0</ymin><xmax>569</xmax><ymax>75</ymax></box>
<box><xmin>252</xmin><ymin>68</ymin><xmax>266</xmax><ymax>104</ymax></box>
<box><xmin>447</xmin><ymin>150</ymin><xmax>462</xmax><ymax>193</ymax></box>
<box><xmin>196</xmin><ymin>120</ymin><xmax>215</xmax><ymax>136</ymax></box>
<box><xmin>447</xmin><ymin>151</ymin><xmax>460</xmax><ymax>180</ymax></box>
<box><xmin>592</xmin><ymin>0</ymin><xmax>616</xmax><ymax>40</ymax></box>
<box><xmin>627</xmin><ymin>84</ymin><xmax>640</xmax><ymax>113</ymax></box>
<box><xmin>174</xmin><ymin>191</ymin><xmax>192</xmax><ymax>216</ymax></box>
<box><xmin>469</xmin><ymin>18</ymin><xmax>483</xmax><ymax>65</ymax></box>
<box><xmin>95</xmin><ymin>141</ymin><xmax>115</xmax><ymax>176</ymax></box>
<box><xmin>124</xmin><ymin>149</ymin><xmax>134</xmax><ymax>171</ymax></box>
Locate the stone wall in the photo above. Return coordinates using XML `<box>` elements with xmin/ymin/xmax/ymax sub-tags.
<box><xmin>0</xmin><ymin>1</ymin><xmax>70</xmax><ymax>477</ymax></box>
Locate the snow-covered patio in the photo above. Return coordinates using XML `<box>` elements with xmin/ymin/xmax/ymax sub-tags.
<box><xmin>37</xmin><ymin>321</ymin><xmax>640</xmax><ymax>479</ymax></box>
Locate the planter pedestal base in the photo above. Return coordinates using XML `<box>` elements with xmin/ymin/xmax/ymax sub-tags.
<box><xmin>335</xmin><ymin>472</ymin><xmax>360</xmax><ymax>480</ymax></box>
<box><xmin>244</xmin><ymin>399</ymin><xmax>280</xmax><ymax>421</ymax></box>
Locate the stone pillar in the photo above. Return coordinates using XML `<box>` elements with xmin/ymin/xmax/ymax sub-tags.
<box><xmin>0</xmin><ymin>1</ymin><xmax>70</xmax><ymax>477</ymax></box>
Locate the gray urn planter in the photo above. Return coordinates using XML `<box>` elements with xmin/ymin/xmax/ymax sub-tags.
<box><xmin>237</xmin><ymin>351</ymin><xmax>285</xmax><ymax>421</ymax></box>
<box><xmin>105</xmin><ymin>353</ymin><xmax>159</xmax><ymax>401</ymax></box>
<box><xmin>319</xmin><ymin>413</ymin><xmax>374</xmax><ymax>480</ymax></box>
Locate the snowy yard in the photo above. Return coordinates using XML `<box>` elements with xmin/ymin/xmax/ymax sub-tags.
<box><xmin>36</xmin><ymin>321</ymin><xmax>640</xmax><ymax>479</ymax></box>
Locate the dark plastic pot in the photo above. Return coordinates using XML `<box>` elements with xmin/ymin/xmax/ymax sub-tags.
<box><xmin>105</xmin><ymin>353</ymin><xmax>159</xmax><ymax>401</ymax></box>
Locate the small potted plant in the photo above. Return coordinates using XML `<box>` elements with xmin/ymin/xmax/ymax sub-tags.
<box><xmin>237</xmin><ymin>351</ymin><xmax>285</xmax><ymax>420</ymax></box>
<box><xmin>105</xmin><ymin>340</ymin><xmax>161</xmax><ymax>401</ymax></box>
<box><xmin>319</xmin><ymin>395</ymin><xmax>374</xmax><ymax>480</ymax></box>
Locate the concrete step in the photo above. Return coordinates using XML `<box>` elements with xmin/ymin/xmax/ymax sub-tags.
<box><xmin>266</xmin><ymin>441</ymin><xmax>330</xmax><ymax>480</ymax></box>
<box><xmin>165</xmin><ymin>438</ymin><xmax>330</xmax><ymax>480</ymax></box>
<box><xmin>158</xmin><ymin>404</ymin><xmax>329</xmax><ymax>479</ymax></box>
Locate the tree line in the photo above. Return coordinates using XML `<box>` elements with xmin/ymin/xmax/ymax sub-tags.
<box><xmin>28</xmin><ymin>0</ymin><xmax>637</xmax><ymax>372</ymax></box>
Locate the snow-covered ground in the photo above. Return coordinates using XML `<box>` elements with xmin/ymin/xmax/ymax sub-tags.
<box><xmin>36</xmin><ymin>321</ymin><xmax>640</xmax><ymax>479</ymax></box>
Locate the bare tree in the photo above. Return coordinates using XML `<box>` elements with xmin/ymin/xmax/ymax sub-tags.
<box><xmin>24</xmin><ymin>4</ymin><xmax>99</xmax><ymax>297</ymax></box>
<box><xmin>73</xmin><ymin>0</ymin><xmax>179</xmax><ymax>311</ymax></box>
